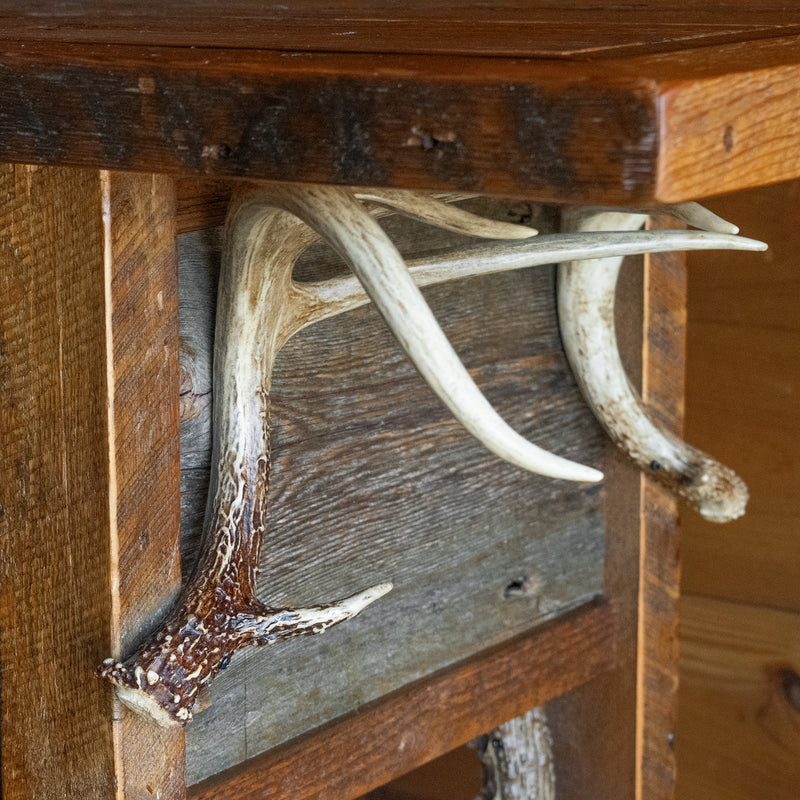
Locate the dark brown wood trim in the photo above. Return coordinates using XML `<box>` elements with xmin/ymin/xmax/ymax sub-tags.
<box><xmin>0</xmin><ymin>42</ymin><xmax>660</xmax><ymax>205</ymax></box>
<box><xmin>636</xmin><ymin>222</ymin><xmax>686</xmax><ymax>800</ymax></box>
<box><xmin>187</xmin><ymin>602</ymin><xmax>613</xmax><ymax>800</ymax></box>
<box><xmin>3</xmin><ymin>35</ymin><xmax>800</xmax><ymax>204</ymax></box>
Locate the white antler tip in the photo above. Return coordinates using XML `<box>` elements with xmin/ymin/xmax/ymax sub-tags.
<box><xmin>340</xmin><ymin>582</ymin><xmax>393</xmax><ymax>613</ymax></box>
<box><xmin>585</xmin><ymin>466</ymin><xmax>604</xmax><ymax>483</ymax></box>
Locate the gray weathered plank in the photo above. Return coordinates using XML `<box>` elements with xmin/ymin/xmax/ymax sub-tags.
<box><xmin>177</xmin><ymin>201</ymin><xmax>606</xmax><ymax>784</ymax></box>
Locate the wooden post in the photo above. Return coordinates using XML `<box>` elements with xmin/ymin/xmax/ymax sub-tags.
<box><xmin>0</xmin><ymin>165</ymin><xmax>185</xmax><ymax>798</ymax></box>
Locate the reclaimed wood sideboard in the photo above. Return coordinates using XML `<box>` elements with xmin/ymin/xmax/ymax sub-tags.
<box><xmin>2</xmin><ymin>4</ymin><xmax>799</xmax><ymax>799</ymax></box>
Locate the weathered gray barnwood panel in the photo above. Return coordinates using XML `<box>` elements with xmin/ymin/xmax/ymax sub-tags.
<box><xmin>177</xmin><ymin>202</ymin><xmax>606</xmax><ymax>784</ymax></box>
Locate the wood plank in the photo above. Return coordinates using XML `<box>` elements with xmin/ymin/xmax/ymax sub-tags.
<box><xmin>629</xmin><ymin>37</ymin><xmax>800</xmax><ymax>201</ymax></box>
<box><xmin>104</xmin><ymin>172</ymin><xmax>185</xmax><ymax>798</ymax></box>
<box><xmin>0</xmin><ymin>43</ymin><xmax>661</xmax><ymax>205</ymax></box>
<box><xmin>4</xmin><ymin>33</ymin><xmax>800</xmax><ymax>203</ymax></box>
<box><xmin>0</xmin><ymin>164</ymin><xmax>116</xmax><ymax>799</ymax></box>
<box><xmin>544</xmin><ymin>241</ymin><xmax>649</xmax><ymax>800</ymax></box>
<box><xmin>0</xmin><ymin>165</ymin><xmax>185</xmax><ymax>798</ymax></box>
<box><xmin>187</xmin><ymin>602</ymin><xmax>614</xmax><ymax>800</ymax></box>
<box><xmin>2</xmin><ymin>2</ymin><xmax>800</xmax><ymax>57</ymax></box>
<box><xmin>3</xmin><ymin>20</ymin><xmax>800</xmax><ymax>203</ymax></box>
<box><xmin>676</xmin><ymin>594</ymin><xmax>800</xmax><ymax>800</ymax></box>
<box><xmin>681</xmin><ymin>181</ymin><xmax>800</xmax><ymax>612</ymax></box>
<box><xmin>547</xmin><ymin>235</ymin><xmax>685</xmax><ymax>800</ymax></box>
<box><xmin>178</xmin><ymin>200</ymin><xmax>607</xmax><ymax>783</ymax></box>
<box><xmin>637</xmin><ymin>226</ymin><xmax>686</xmax><ymax>800</ymax></box>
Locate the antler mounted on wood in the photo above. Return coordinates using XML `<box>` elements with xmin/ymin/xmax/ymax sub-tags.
<box><xmin>558</xmin><ymin>205</ymin><xmax>764</xmax><ymax>522</ymax></box>
<box><xmin>100</xmin><ymin>185</ymin><xmax>765</xmax><ymax>725</ymax></box>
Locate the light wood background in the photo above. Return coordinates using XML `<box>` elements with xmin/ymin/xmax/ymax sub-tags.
<box><xmin>676</xmin><ymin>180</ymin><xmax>800</xmax><ymax>800</ymax></box>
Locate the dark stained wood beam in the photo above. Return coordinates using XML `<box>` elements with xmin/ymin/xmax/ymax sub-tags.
<box><xmin>0</xmin><ymin>31</ymin><xmax>800</xmax><ymax>203</ymax></box>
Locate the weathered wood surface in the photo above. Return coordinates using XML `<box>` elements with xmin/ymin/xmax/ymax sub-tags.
<box><xmin>4</xmin><ymin>30</ymin><xmax>800</xmax><ymax>203</ymax></box>
<box><xmin>0</xmin><ymin>166</ymin><xmax>184</xmax><ymax>798</ymax></box>
<box><xmin>677</xmin><ymin>595</ymin><xmax>800</xmax><ymax>800</ymax></box>
<box><xmin>105</xmin><ymin>172</ymin><xmax>186</xmax><ymax>799</ymax></box>
<box><xmin>637</xmin><ymin>229</ymin><xmax>685</xmax><ymax>800</ymax></box>
<box><xmin>188</xmin><ymin>603</ymin><xmax>614</xmax><ymax>800</ymax></box>
<box><xmin>0</xmin><ymin>164</ymin><xmax>115</xmax><ymax>799</ymax></box>
<box><xmin>4</xmin><ymin>2</ymin><xmax>800</xmax><ymax>56</ymax></box>
<box><xmin>178</xmin><ymin>200</ymin><xmax>607</xmax><ymax>785</ymax></box>
<box><xmin>546</xmin><ymin>242</ymin><xmax>684</xmax><ymax>800</ymax></box>
<box><xmin>677</xmin><ymin>182</ymin><xmax>800</xmax><ymax>800</ymax></box>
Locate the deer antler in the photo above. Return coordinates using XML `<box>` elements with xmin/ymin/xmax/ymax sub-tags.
<box><xmin>101</xmin><ymin>187</ymin><xmax>765</xmax><ymax>725</ymax></box>
<box><xmin>558</xmin><ymin>205</ymin><xmax>764</xmax><ymax>522</ymax></box>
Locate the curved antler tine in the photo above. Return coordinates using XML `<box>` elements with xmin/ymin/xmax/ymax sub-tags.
<box><xmin>272</xmin><ymin>183</ymin><xmax>600</xmax><ymax>483</ymax></box>
<box><xmin>656</xmin><ymin>202</ymin><xmax>739</xmax><ymax>234</ymax></box>
<box><xmin>558</xmin><ymin>208</ymin><xmax>759</xmax><ymax>522</ymax></box>
<box><xmin>354</xmin><ymin>187</ymin><xmax>538</xmax><ymax>238</ymax></box>
<box><xmin>574</xmin><ymin>202</ymin><xmax>739</xmax><ymax>234</ymax></box>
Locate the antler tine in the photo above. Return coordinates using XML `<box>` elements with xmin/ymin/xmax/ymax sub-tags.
<box><xmin>272</xmin><ymin>182</ymin><xmax>602</xmax><ymax>483</ymax></box>
<box><xmin>300</xmin><ymin>229</ymin><xmax>765</xmax><ymax>327</ymax></box>
<box><xmin>558</xmin><ymin>208</ymin><xmax>762</xmax><ymax>522</ymax></box>
<box><xmin>354</xmin><ymin>187</ymin><xmax>539</xmax><ymax>238</ymax></box>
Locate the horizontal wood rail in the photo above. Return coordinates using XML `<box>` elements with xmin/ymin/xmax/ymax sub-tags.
<box><xmin>1</xmin><ymin>28</ymin><xmax>800</xmax><ymax>203</ymax></box>
<box><xmin>188</xmin><ymin>601</ymin><xmax>613</xmax><ymax>800</ymax></box>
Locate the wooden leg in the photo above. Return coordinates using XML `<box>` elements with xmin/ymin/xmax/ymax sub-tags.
<box><xmin>546</xmin><ymin>235</ymin><xmax>684</xmax><ymax>800</ymax></box>
<box><xmin>0</xmin><ymin>165</ymin><xmax>184</xmax><ymax>798</ymax></box>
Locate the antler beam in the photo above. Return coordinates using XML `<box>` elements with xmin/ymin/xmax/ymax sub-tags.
<box><xmin>558</xmin><ymin>206</ymin><xmax>764</xmax><ymax>522</ymax></box>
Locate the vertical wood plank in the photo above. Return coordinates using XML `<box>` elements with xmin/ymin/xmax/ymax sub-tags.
<box><xmin>548</xmin><ymin>233</ymin><xmax>685</xmax><ymax>800</ymax></box>
<box><xmin>545</xmin><ymin>256</ymin><xmax>645</xmax><ymax>800</ymax></box>
<box><xmin>104</xmin><ymin>171</ymin><xmax>185</xmax><ymax>799</ymax></box>
<box><xmin>638</xmin><ymin>225</ymin><xmax>686</xmax><ymax>800</ymax></box>
<box><xmin>0</xmin><ymin>165</ymin><xmax>116</xmax><ymax>798</ymax></box>
<box><xmin>0</xmin><ymin>165</ymin><xmax>185</xmax><ymax>798</ymax></box>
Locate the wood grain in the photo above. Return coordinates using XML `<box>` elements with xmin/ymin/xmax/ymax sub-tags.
<box><xmin>676</xmin><ymin>595</ymin><xmax>800</xmax><ymax>800</ymax></box>
<box><xmin>2</xmin><ymin>2</ymin><xmax>799</xmax><ymax>57</ymax></box>
<box><xmin>637</xmin><ymin>225</ymin><xmax>686</xmax><ymax>800</ymax></box>
<box><xmin>0</xmin><ymin>43</ymin><xmax>660</xmax><ymax>205</ymax></box>
<box><xmin>187</xmin><ymin>603</ymin><xmax>614</xmax><ymax>800</ymax></box>
<box><xmin>0</xmin><ymin>165</ymin><xmax>185</xmax><ymax>798</ymax></box>
<box><xmin>178</xmin><ymin>201</ymin><xmax>607</xmax><ymax>784</ymax></box>
<box><xmin>547</xmin><ymin>237</ymin><xmax>684</xmax><ymax>800</ymax></box>
<box><xmin>545</xmin><ymin>256</ymin><xmax>645</xmax><ymax>800</ymax></box>
<box><xmin>681</xmin><ymin>181</ymin><xmax>800</xmax><ymax>612</ymax></box>
<box><xmin>0</xmin><ymin>164</ymin><xmax>116</xmax><ymax>799</ymax></box>
<box><xmin>3</xmin><ymin>30</ymin><xmax>800</xmax><ymax>202</ymax></box>
<box><xmin>104</xmin><ymin>172</ymin><xmax>185</xmax><ymax>799</ymax></box>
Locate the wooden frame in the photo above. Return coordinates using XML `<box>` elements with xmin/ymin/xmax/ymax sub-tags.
<box><xmin>5</xmin><ymin>5</ymin><xmax>788</xmax><ymax>797</ymax></box>
<box><xmin>0</xmin><ymin>167</ymin><xmax>684</xmax><ymax>799</ymax></box>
